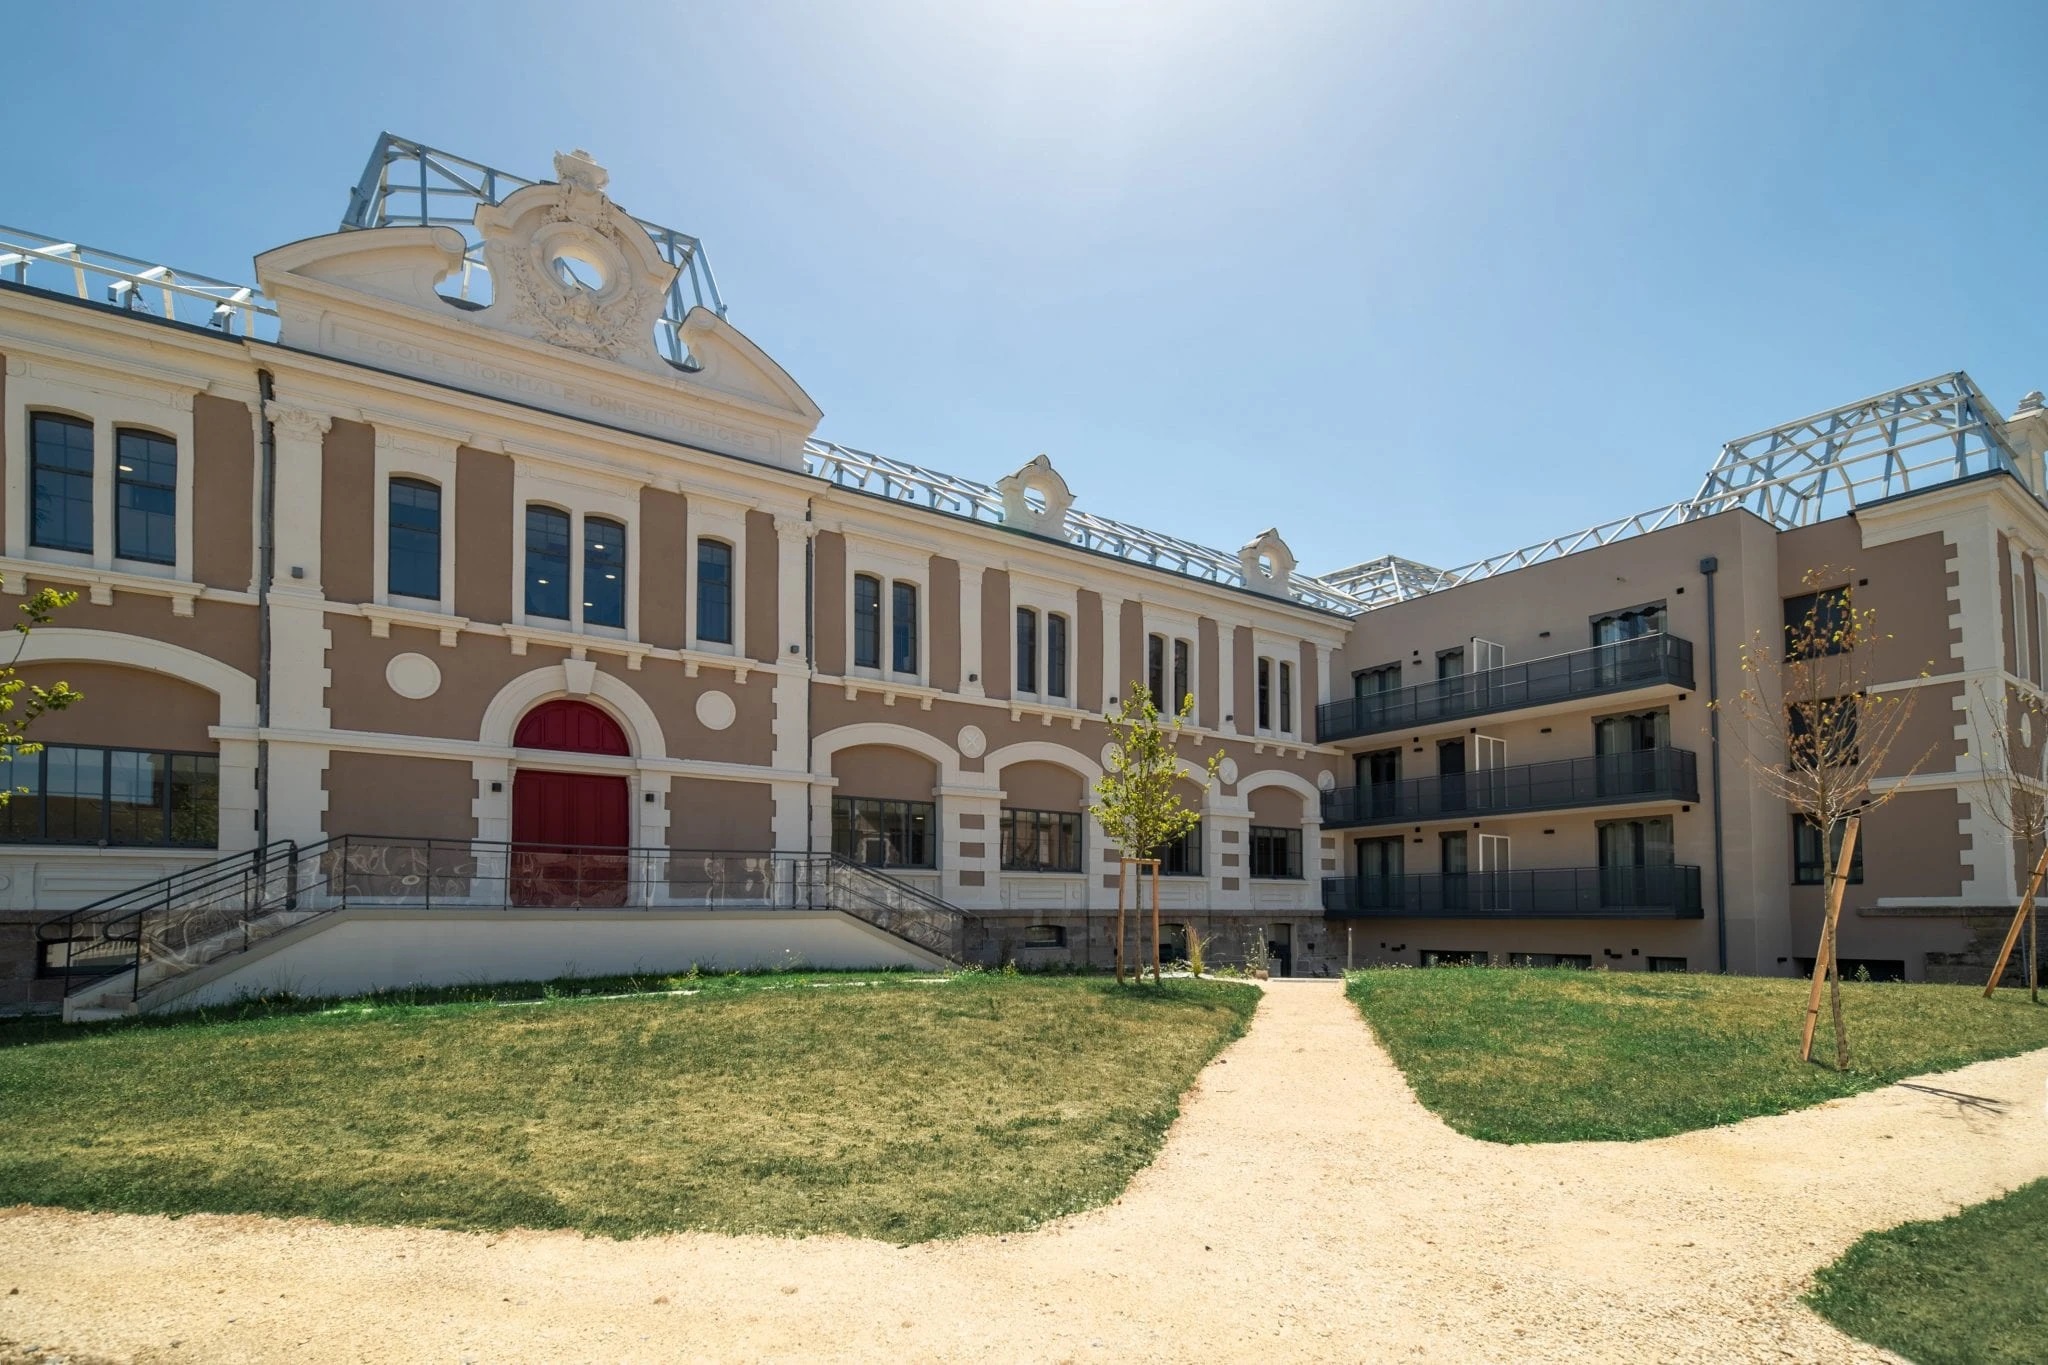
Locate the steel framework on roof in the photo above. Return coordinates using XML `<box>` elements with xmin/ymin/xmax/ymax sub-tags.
<box><xmin>0</xmin><ymin>225</ymin><xmax>277</xmax><ymax>339</ymax></box>
<box><xmin>1318</xmin><ymin>373</ymin><xmax>2035</xmax><ymax>611</ymax></box>
<box><xmin>340</xmin><ymin>132</ymin><xmax>727</xmax><ymax>369</ymax></box>
<box><xmin>804</xmin><ymin>440</ymin><xmax>1366</xmax><ymax>614</ymax></box>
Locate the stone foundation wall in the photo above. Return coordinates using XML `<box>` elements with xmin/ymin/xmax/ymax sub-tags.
<box><xmin>1921</xmin><ymin>912</ymin><xmax>2042</xmax><ymax>987</ymax></box>
<box><xmin>0</xmin><ymin>922</ymin><xmax>66</xmax><ymax>1015</ymax></box>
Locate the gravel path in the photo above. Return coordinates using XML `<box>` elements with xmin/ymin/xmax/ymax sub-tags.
<box><xmin>3</xmin><ymin>980</ymin><xmax>2044</xmax><ymax>1363</ymax></box>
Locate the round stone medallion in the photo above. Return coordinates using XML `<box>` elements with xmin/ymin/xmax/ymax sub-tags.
<box><xmin>1218</xmin><ymin>756</ymin><xmax>1240</xmax><ymax>785</ymax></box>
<box><xmin>695</xmin><ymin>689</ymin><xmax>737</xmax><ymax>732</ymax></box>
<box><xmin>385</xmin><ymin>652</ymin><xmax>441</xmax><ymax>701</ymax></box>
<box><xmin>1317</xmin><ymin>769</ymin><xmax>1338</xmax><ymax>792</ymax></box>
<box><xmin>957</xmin><ymin>725</ymin><xmax>987</xmax><ymax>759</ymax></box>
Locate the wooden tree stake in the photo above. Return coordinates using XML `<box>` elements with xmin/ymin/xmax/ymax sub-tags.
<box><xmin>1114</xmin><ymin>860</ymin><xmax>1127</xmax><ymax>985</ymax></box>
<box><xmin>1801</xmin><ymin>814</ymin><xmax>1860</xmax><ymax>1064</ymax></box>
<box><xmin>1151</xmin><ymin>858</ymin><xmax>1162</xmax><ymax>985</ymax></box>
<box><xmin>1984</xmin><ymin>841</ymin><xmax>2048</xmax><ymax>997</ymax></box>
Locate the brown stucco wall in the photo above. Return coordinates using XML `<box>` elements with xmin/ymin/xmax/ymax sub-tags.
<box><xmin>324</xmin><ymin>751</ymin><xmax>477</xmax><ymax>841</ymax></box>
<box><xmin>638</xmin><ymin>487</ymin><xmax>687</xmax><ymax>650</ymax></box>
<box><xmin>15</xmin><ymin>662</ymin><xmax>218</xmax><ymax>752</ymax></box>
<box><xmin>24</xmin><ymin>582</ymin><xmax>260</xmax><ymax>678</ymax></box>
<box><xmin>745</xmin><ymin>509</ymin><xmax>777</xmax><ymax>664</ymax></box>
<box><xmin>1882</xmin><ymin>679</ymin><xmax>1966</xmax><ymax>778</ymax></box>
<box><xmin>814</xmin><ymin>531</ymin><xmax>846</xmax><ymax>675</ymax></box>
<box><xmin>1776</xmin><ymin>519</ymin><xmax>1959</xmax><ymax>681</ymax></box>
<box><xmin>669</xmin><ymin>776</ymin><xmax>773</xmax><ymax>850</ymax></box>
<box><xmin>320</xmin><ymin>419</ymin><xmax>375</xmax><ymax>605</ymax></box>
<box><xmin>191</xmin><ymin>394</ymin><xmax>253</xmax><ymax>590</ymax></box>
<box><xmin>929</xmin><ymin>556</ymin><xmax>961</xmax><ymax>693</ymax></box>
<box><xmin>1076</xmin><ymin>589</ymin><xmax>1103</xmax><ymax>712</ymax></box>
<box><xmin>1002</xmin><ymin>760</ymin><xmax>1085</xmax><ymax>810</ymax></box>
<box><xmin>454</xmin><ymin>446</ymin><xmax>513</xmax><ymax>624</ymax></box>
<box><xmin>980</xmin><ymin>569</ymin><xmax>1010</xmax><ymax>700</ymax></box>
<box><xmin>1298</xmin><ymin>639</ymin><xmax>1319</xmax><ymax>722</ymax></box>
<box><xmin>833</xmin><ymin>743</ymin><xmax>937</xmax><ymax>801</ymax></box>
<box><xmin>1248</xmin><ymin>785</ymin><xmax>1306</xmax><ymax>825</ymax></box>
<box><xmin>1197</xmin><ymin>618</ymin><xmax>1221</xmax><ymax>730</ymax></box>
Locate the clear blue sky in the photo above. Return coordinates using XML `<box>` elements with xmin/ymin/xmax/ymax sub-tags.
<box><xmin>7</xmin><ymin>1</ymin><xmax>2046</xmax><ymax>577</ymax></box>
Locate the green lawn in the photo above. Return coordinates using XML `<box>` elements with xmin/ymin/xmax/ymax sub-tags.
<box><xmin>0</xmin><ymin>971</ymin><xmax>1256</xmax><ymax>1243</ymax></box>
<box><xmin>1346</xmin><ymin>967</ymin><xmax>2048</xmax><ymax>1142</ymax></box>
<box><xmin>1807</xmin><ymin>1178</ymin><xmax>2048</xmax><ymax>1364</ymax></box>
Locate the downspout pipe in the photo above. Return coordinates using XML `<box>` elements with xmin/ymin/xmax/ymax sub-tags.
<box><xmin>1701</xmin><ymin>555</ymin><xmax>1729</xmax><ymax>973</ymax></box>
<box><xmin>254</xmin><ymin>370</ymin><xmax>278</xmax><ymax>856</ymax></box>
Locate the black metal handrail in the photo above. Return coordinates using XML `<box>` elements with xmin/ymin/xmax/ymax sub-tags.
<box><xmin>51</xmin><ymin>835</ymin><xmax>972</xmax><ymax>1009</ymax></box>
<box><xmin>1321</xmin><ymin>864</ymin><xmax>1703</xmax><ymax>918</ymax></box>
<box><xmin>1319</xmin><ymin>633</ymin><xmax>1695</xmax><ymax>742</ymax></box>
<box><xmin>1321</xmin><ymin>748</ymin><xmax>1699</xmax><ymax>828</ymax></box>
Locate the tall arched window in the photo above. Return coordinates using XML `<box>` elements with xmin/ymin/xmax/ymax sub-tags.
<box><xmin>525</xmin><ymin>506</ymin><xmax>571</xmax><ymax>620</ymax></box>
<box><xmin>115</xmin><ymin>428</ymin><xmax>177</xmax><ymax>565</ymax></box>
<box><xmin>30</xmin><ymin>413</ymin><xmax>94</xmax><ymax>553</ymax></box>
<box><xmin>697</xmin><ymin>539</ymin><xmax>733</xmax><ymax>644</ymax></box>
<box><xmin>584</xmin><ymin>517</ymin><xmax>626</xmax><ymax>628</ymax></box>
<box><xmin>388</xmin><ymin>477</ymin><xmax>441</xmax><ymax>600</ymax></box>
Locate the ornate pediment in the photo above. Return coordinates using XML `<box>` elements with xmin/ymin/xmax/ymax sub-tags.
<box><xmin>1238</xmin><ymin>528</ymin><xmax>1297</xmax><ymax>596</ymax></box>
<box><xmin>996</xmin><ymin>454</ymin><xmax>1075</xmax><ymax>537</ymax></box>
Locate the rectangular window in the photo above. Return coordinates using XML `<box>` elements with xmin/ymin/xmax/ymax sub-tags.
<box><xmin>1354</xmin><ymin>662</ymin><xmax>1402</xmax><ymax>698</ymax></box>
<box><xmin>524</xmin><ymin>506</ymin><xmax>571</xmax><ymax>620</ymax></box>
<box><xmin>1508</xmin><ymin>952</ymin><xmax>1592</xmax><ymax>969</ymax></box>
<box><xmin>1591</xmin><ymin>601</ymin><xmax>1668</xmax><ymax>644</ymax></box>
<box><xmin>1646</xmin><ymin>956</ymin><xmax>1688</xmax><ymax>973</ymax></box>
<box><xmin>1147</xmin><ymin>633</ymin><xmax>1166</xmax><ymax>704</ymax></box>
<box><xmin>30</xmin><ymin>413</ymin><xmax>94</xmax><ymax>553</ymax></box>
<box><xmin>1000</xmin><ymin>808</ymin><xmax>1082</xmax><ymax>872</ymax></box>
<box><xmin>1023</xmin><ymin>924</ymin><xmax>1067</xmax><ymax>948</ymax></box>
<box><xmin>1257</xmin><ymin>657</ymin><xmax>1272</xmax><ymax>729</ymax></box>
<box><xmin>891</xmin><ymin>581</ymin><xmax>919</xmax><ymax>673</ymax></box>
<box><xmin>1279</xmin><ymin>659</ymin><xmax>1294</xmax><ymax>733</ymax></box>
<box><xmin>1792</xmin><ymin>815</ymin><xmax>1865</xmax><ymax>884</ymax></box>
<box><xmin>1421</xmin><ymin>948</ymin><xmax>1486</xmax><ymax>967</ymax></box>
<box><xmin>831</xmin><ymin>796</ymin><xmax>934</xmax><ymax>868</ymax></box>
<box><xmin>114</xmin><ymin>428</ymin><xmax>177</xmax><ymax>565</ymax></box>
<box><xmin>853</xmin><ymin>574</ymin><xmax>881</xmax><ymax>669</ymax></box>
<box><xmin>1248</xmin><ymin>826</ymin><xmax>1302</xmax><ymax>879</ymax></box>
<box><xmin>696</xmin><ymin>539</ymin><xmax>733</xmax><ymax>644</ymax></box>
<box><xmin>0</xmin><ymin>744</ymin><xmax>218</xmax><ymax>849</ymax></box>
<box><xmin>1160</xmin><ymin>822</ymin><xmax>1203</xmax><ymax>876</ymax></box>
<box><xmin>387</xmin><ymin>477</ymin><xmax>442</xmax><ymax>600</ymax></box>
<box><xmin>1047</xmin><ymin>613</ymin><xmax>1069</xmax><ymax>699</ymax></box>
<box><xmin>1172</xmin><ymin>638</ymin><xmax>1191</xmax><ymax>712</ymax></box>
<box><xmin>1788</xmin><ymin>696</ymin><xmax>1859</xmax><ymax>768</ymax></box>
<box><xmin>583</xmin><ymin>517</ymin><xmax>626</xmax><ymax>628</ymax></box>
<box><xmin>1016</xmin><ymin>608</ymin><xmax>1038</xmax><ymax>693</ymax></box>
<box><xmin>1783</xmin><ymin>587</ymin><xmax>1852</xmax><ymax>659</ymax></box>
<box><xmin>1437</xmin><ymin>647</ymin><xmax>1465</xmax><ymax>680</ymax></box>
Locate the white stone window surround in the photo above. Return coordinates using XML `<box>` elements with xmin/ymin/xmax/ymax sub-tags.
<box><xmin>4</xmin><ymin>360</ymin><xmax>196</xmax><ymax>583</ymax></box>
<box><xmin>1008</xmin><ymin>569</ymin><xmax>1079</xmax><ymax>706</ymax></box>
<box><xmin>684</xmin><ymin>492</ymin><xmax>748</xmax><ymax>659</ymax></box>
<box><xmin>510</xmin><ymin>463</ymin><xmax>641</xmax><ymax>640</ymax></box>
<box><xmin>372</xmin><ymin>425</ymin><xmax>459</xmax><ymax>613</ymax></box>
<box><xmin>1250</xmin><ymin>627</ymin><xmax>1302</xmax><ymax>740</ymax></box>
<box><xmin>843</xmin><ymin>537</ymin><xmax>928</xmax><ymax>686</ymax></box>
<box><xmin>1141</xmin><ymin>603</ymin><xmax>1201</xmax><ymax>716</ymax></box>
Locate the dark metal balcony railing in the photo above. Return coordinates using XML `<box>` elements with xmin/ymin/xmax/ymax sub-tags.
<box><xmin>1321</xmin><ymin>864</ymin><xmax>1703</xmax><ymax>919</ymax></box>
<box><xmin>1321</xmin><ymin>747</ymin><xmax>1699</xmax><ymax>828</ymax></box>
<box><xmin>1319</xmin><ymin>633</ymin><xmax>1695</xmax><ymax>743</ymax></box>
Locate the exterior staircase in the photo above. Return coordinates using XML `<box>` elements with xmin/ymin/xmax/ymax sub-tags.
<box><xmin>41</xmin><ymin>837</ymin><xmax>968</xmax><ymax>1020</ymax></box>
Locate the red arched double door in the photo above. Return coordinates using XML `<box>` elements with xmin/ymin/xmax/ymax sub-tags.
<box><xmin>511</xmin><ymin>699</ymin><xmax>631</xmax><ymax>907</ymax></box>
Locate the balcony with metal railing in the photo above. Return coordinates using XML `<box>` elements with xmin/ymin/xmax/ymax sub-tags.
<box><xmin>1320</xmin><ymin>747</ymin><xmax>1699</xmax><ymax>829</ymax></box>
<box><xmin>1321</xmin><ymin>865</ymin><xmax>1704</xmax><ymax>919</ymax></box>
<box><xmin>1317</xmin><ymin>633</ymin><xmax>1695</xmax><ymax>743</ymax></box>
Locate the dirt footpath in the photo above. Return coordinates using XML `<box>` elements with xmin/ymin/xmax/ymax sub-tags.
<box><xmin>4</xmin><ymin>980</ymin><xmax>2043</xmax><ymax>1363</ymax></box>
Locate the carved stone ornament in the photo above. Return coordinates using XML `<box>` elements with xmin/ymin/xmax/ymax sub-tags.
<box><xmin>471</xmin><ymin>149</ymin><xmax>677</xmax><ymax>367</ymax></box>
<box><xmin>957</xmin><ymin>725</ymin><xmax>987</xmax><ymax>759</ymax></box>
<box><xmin>996</xmin><ymin>454</ymin><xmax>1076</xmax><ymax>538</ymax></box>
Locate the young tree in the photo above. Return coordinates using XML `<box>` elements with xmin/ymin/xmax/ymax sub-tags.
<box><xmin>0</xmin><ymin>588</ymin><xmax>82</xmax><ymax>798</ymax></box>
<box><xmin>1717</xmin><ymin>567</ymin><xmax>1933</xmax><ymax>1068</ymax></box>
<box><xmin>1968</xmin><ymin>679</ymin><xmax>2047</xmax><ymax>1003</ymax></box>
<box><xmin>1091</xmin><ymin>682</ymin><xmax>1223</xmax><ymax>985</ymax></box>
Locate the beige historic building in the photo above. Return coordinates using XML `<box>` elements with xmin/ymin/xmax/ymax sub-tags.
<box><xmin>0</xmin><ymin>138</ymin><xmax>2042</xmax><ymax>1014</ymax></box>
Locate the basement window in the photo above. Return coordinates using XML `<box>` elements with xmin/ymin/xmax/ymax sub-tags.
<box><xmin>1023</xmin><ymin>924</ymin><xmax>1066</xmax><ymax>949</ymax></box>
